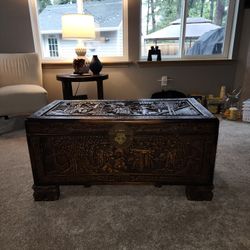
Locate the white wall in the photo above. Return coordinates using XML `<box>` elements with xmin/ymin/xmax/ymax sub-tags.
<box><xmin>41</xmin><ymin>30</ymin><xmax>122</xmax><ymax>59</ymax></box>
<box><xmin>0</xmin><ymin>0</ymin><xmax>34</xmax><ymax>53</ymax></box>
<box><xmin>234</xmin><ymin>9</ymin><xmax>250</xmax><ymax>102</ymax></box>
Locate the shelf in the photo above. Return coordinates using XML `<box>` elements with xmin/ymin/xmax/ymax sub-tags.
<box><xmin>136</xmin><ymin>59</ymin><xmax>236</xmax><ymax>67</ymax></box>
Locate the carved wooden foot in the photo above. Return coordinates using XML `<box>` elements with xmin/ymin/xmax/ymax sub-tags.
<box><xmin>185</xmin><ymin>185</ymin><xmax>213</xmax><ymax>201</ymax></box>
<box><xmin>154</xmin><ymin>183</ymin><xmax>162</xmax><ymax>188</ymax></box>
<box><xmin>33</xmin><ymin>185</ymin><xmax>60</xmax><ymax>201</ymax></box>
<box><xmin>84</xmin><ymin>183</ymin><xmax>92</xmax><ymax>188</ymax></box>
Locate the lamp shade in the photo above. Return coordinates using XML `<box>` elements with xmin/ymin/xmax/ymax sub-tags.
<box><xmin>62</xmin><ymin>14</ymin><xmax>95</xmax><ymax>40</ymax></box>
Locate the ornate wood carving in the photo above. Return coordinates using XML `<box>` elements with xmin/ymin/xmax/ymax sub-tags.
<box><xmin>44</xmin><ymin>99</ymin><xmax>202</xmax><ymax>117</ymax></box>
<box><xmin>38</xmin><ymin>131</ymin><xmax>211</xmax><ymax>178</ymax></box>
<box><xmin>25</xmin><ymin>98</ymin><xmax>219</xmax><ymax>201</ymax></box>
<box><xmin>29</xmin><ymin>98</ymin><xmax>214</xmax><ymax>120</ymax></box>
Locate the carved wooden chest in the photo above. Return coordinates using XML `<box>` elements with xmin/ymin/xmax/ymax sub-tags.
<box><xmin>25</xmin><ymin>99</ymin><xmax>219</xmax><ymax>201</ymax></box>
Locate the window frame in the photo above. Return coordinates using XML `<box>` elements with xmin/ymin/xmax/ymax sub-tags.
<box><xmin>28</xmin><ymin>0</ymin><xmax>128</xmax><ymax>63</ymax></box>
<box><xmin>47</xmin><ymin>35</ymin><xmax>60</xmax><ymax>57</ymax></box>
<box><xmin>29</xmin><ymin>0</ymin><xmax>240</xmax><ymax>64</ymax></box>
<box><xmin>139</xmin><ymin>0</ymin><xmax>240</xmax><ymax>61</ymax></box>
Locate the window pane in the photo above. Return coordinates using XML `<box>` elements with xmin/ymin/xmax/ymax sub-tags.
<box><xmin>48</xmin><ymin>36</ymin><xmax>59</xmax><ymax>58</ymax></box>
<box><xmin>185</xmin><ymin>0</ymin><xmax>230</xmax><ymax>56</ymax></box>
<box><xmin>141</xmin><ymin>0</ymin><xmax>183</xmax><ymax>58</ymax></box>
<box><xmin>36</xmin><ymin>0</ymin><xmax>124</xmax><ymax>59</ymax></box>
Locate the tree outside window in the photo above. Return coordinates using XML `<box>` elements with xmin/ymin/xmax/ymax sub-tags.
<box><xmin>29</xmin><ymin>0</ymin><xmax>238</xmax><ymax>61</ymax></box>
<box><xmin>141</xmin><ymin>0</ymin><xmax>236</xmax><ymax>59</ymax></box>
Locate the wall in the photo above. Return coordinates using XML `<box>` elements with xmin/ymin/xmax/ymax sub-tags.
<box><xmin>242</xmin><ymin>38</ymin><xmax>250</xmax><ymax>101</ymax></box>
<box><xmin>42</xmin><ymin>0</ymin><xmax>239</xmax><ymax>102</ymax></box>
<box><xmin>0</xmin><ymin>0</ymin><xmax>248</xmax><ymax>102</ymax></box>
<box><xmin>234</xmin><ymin>9</ymin><xmax>250</xmax><ymax>102</ymax></box>
<box><xmin>0</xmin><ymin>0</ymin><xmax>35</xmax><ymax>53</ymax></box>
<box><xmin>43</xmin><ymin>62</ymin><xmax>236</xmax><ymax>101</ymax></box>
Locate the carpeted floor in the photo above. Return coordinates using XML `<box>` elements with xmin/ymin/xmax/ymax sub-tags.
<box><xmin>0</xmin><ymin>119</ymin><xmax>250</xmax><ymax>250</ymax></box>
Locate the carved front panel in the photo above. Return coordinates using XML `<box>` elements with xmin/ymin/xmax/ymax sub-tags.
<box><xmin>26</xmin><ymin>99</ymin><xmax>218</xmax><ymax>185</ymax></box>
<box><xmin>39</xmin><ymin>131</ymin><xmax>211</xmax><ymax>180</ymax></box>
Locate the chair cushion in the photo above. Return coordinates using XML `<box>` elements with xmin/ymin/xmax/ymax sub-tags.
<box><xmin>0</xmin><ymin>53</ymin><xmax>42</xmax><ymax>88</ymax></box>
<box><xmin>0</xmin><ymin>84</ymin><xmax>48</xmax><ymax>116</ymax></box>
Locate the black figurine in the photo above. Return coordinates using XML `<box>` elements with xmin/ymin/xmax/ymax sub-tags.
<box><xmin>147</xmin><ymin>46</ymin><xmax>161</xmax><ymax>61</ymax></box>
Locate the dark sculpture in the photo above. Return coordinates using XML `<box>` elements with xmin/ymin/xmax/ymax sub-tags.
<box><xmin>147</xmin><ymin>46</ymin><xmax>161</xmax><ymax>61</ymax></box>
<box><xmin>89</xmin><ymin>55</ymin><xmax>103</xmax><ymax>75</ymax></box>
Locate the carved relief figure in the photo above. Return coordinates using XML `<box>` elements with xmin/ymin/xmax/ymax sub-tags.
<box><xmin>114</xmin><ymin>132</ymin><xmax>127</xmax><ymax>145</ymax></box>
<box><xmin>131</xmin><ymin>149</ymin><xmax>153</xmax><ymax>171</ymax></box>
<box><xmin>45</xmin><ymin>99</ymin><xmax>201</xmax><ymax>117</ymax></box>
<box><xmin>102</xmin><ymin>148</ymin><xmax>127</xmax><ymax>173</ymax></box>
<box><xmin>113</xmin><ymin>149</ymin><xmax>127</xmax><ymax>171</ymax></box>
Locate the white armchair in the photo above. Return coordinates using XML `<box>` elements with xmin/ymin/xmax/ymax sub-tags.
<box><xmin>0</xmin><ymin>53</ymin><xmax>48</xmax><ymax>117</ymax></box>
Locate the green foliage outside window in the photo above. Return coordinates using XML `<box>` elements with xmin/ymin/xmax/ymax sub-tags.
<box><xmin>143</xmin><ymin>0</ymin><xmax>229</xmax><ymax>35</ymax></box>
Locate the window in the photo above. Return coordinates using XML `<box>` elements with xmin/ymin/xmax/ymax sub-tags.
<box><xmin>29</xmin><ymin>0</ymin><xmax>128</xmax><ymax>62</ymax></box>
<box><xmin>48</xmin><ymin>36</ymin><xmax>59</xmax><ymax>57</ymax></box>
<box><xmin>141</xmin><ymin>0</ymin><xmax>239</xmax><ymax>60</ymax></box>
<box><xmin>29</xmin><ymin>0</ymin><xmax>239</xmax><ymax>62</ymax></box>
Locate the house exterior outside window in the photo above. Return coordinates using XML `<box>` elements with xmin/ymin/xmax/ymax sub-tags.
<box><xmin>48</xmin><ymin>36</ymin><xmax>59</xmax><ymax>57</ymax></box>
<box><xmin>29</xmin><ymin>0</ymin><xmax>239</xmax><ymax>62</ymax></box>
<box><xmin>29</xmin><ymin>0</ymin><xmax>126</xmax><ymax>62</ymax></box>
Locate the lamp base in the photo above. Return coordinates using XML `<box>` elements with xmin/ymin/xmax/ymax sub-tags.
<box><xmin>73</xmin><ymin>58</ymin><xmax>89</xmax><ymax>75</ymax></box>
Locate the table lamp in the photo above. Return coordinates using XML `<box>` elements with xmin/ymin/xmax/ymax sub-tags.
<box><xmin>62</xmin><ymin>13</ymin><xmax>95</xmax><ymax>75</ymax></box>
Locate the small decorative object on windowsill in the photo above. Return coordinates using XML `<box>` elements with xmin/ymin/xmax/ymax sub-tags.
<box><xmin>89</xmin><ymin>55</ymin><xmax>103</xmax><ymax>75</ymax></box>
<box><xmin>147</xmin><ymin>46</ymin><xmax>161</xmax><ymax>61</ymax></box>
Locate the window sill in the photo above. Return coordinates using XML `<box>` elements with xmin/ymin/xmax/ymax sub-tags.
<box><xmin>42</xmin><ymin>59</ymin><xmax>236</xmax><ymax>69</ymax></box>
<box><xmin>136</xmin><ymin>59</ymin><xmax>236</xmax><ymax>67</ymax></box>
<box><xmin>42</xmin><ymin>61</ymin><xmax>133</xmax><ymax>69</ymax></box>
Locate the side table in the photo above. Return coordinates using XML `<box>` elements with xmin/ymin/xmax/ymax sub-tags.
<box><xmin>56</xmin><ymin>74</ymin><xmax>109</xmax><ymax>100</ymax></box>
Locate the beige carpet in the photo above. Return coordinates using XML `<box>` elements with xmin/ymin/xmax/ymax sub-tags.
<box><xmin>0</xmin><ymin>119</ymin><xmax>250</xmax><ymax>250</ymax></box>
